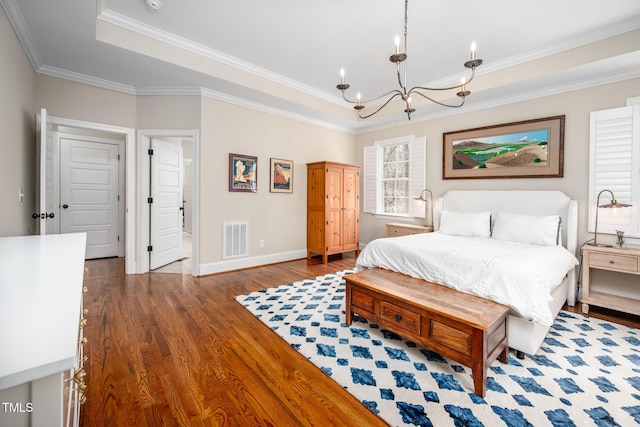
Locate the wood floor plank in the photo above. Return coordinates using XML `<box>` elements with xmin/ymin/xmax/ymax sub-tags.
<box><xmin>80</xmin><ymin>255</ymin><xmax>639</xmax><ymax>426</ymax></box>
<box><xmin>80</xmin><ymin>255</ymin><xmax>387</xmax><ymax>426</ymax></box>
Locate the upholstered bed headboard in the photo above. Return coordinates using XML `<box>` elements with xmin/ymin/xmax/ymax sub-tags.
<box><xmin>433</xmin><ymin>190</ymin><xmax>578</xmax><ymax>305</ymax></box>
<box><xmin>434</xmin><ymin>190</ymin><xmax>577</xmax><ymax>253</ymax></box>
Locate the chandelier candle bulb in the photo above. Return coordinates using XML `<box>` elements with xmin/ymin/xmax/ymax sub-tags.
<box><xmin>340</xmin><ymin>68</ymin><xmax>345</xmax><ymax>84</ymax></box>
<box><xmin>471</xmin><ymin>41</ymin><xmax>477</xmax><ymax>60</ymax></box>
<box><xmin>395</xmin><ymin>35</ymin><xmax>401</xmax><ymax>53</ymax></box>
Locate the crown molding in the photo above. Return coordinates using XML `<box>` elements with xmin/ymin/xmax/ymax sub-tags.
<box><xmin>96</xmin><ymin>8</ymin><xmax>342</xmax><ymax>107</ymax></box>
<box><xmin>37</xmin><ymin>65</ymin><xmax>137</xmax><ymax>95</ymax></box>
<box><xmin>354</xmin><ymin>67</ymin><xmax>640</xmax><ymax>133</ymax></box>
<box><xmin>0</xmin><ymin>0</ymin><xmax>41</xmax><ymax>71</ymax></box>
<box><xmin>198</xmin><ymin>87</ymin><xmax>355</xmax><ymax>134</ymax></box>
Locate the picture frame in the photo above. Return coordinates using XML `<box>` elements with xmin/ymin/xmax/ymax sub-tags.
<box><xmin>229</xmin><ymin>153</ymin><xmax>257</xmax><ymax>192</ymax></box>
<box><xmin>269</xmin><ymin>158</ymin><xmax>293</xmax><ymax>193</ymax></box>
<box><xmin>443</xmin><ymin>115</ymin><xmax>565</xmax><ymax>179</ymax></box>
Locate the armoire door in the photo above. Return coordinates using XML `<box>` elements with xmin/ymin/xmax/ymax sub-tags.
<box><xmin>326</xmin><ymin>165</ymin><xmax>344</xmax><ymax>253</ymax></box>
<box><xmin>342</xmin><ymin>167</ymin><xmax>359</xmax><ymax>251</ymax></box>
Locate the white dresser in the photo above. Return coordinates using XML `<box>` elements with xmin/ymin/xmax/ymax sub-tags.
<box><xmin>0</xmin><ymin>233</ymin><xmax>87</xmax><ymax>427</ymax></box>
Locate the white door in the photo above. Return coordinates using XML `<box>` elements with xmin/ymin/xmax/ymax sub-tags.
<box><xmin>34</xmin><ymin>108</ymin><xmax>57</xmax><ymax>234</ymax></box>
<box><xmin>150</xmin><ymin>139</ymin><xmax>184</xmax><ymax>269</ymax></box>
<box><xmin>60</xmin><ymin>137</ymin><xmax>120</xmax><ymax>259</ymax></box>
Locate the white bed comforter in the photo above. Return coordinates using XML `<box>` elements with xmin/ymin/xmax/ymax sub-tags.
<box><xmin>356</xmin><ymin>233</ymin><xmax>579</xmax><ymax>326</ymax></box>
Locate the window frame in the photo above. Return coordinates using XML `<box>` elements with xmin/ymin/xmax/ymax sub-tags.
<box><xmin>363</xmin><ymin>135</ymin><xmax>426</xmax><ymax>219</ymax></box>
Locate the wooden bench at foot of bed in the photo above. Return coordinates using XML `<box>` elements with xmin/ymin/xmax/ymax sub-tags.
<box><xmin>344</xmin><ymin>268</ymin><xmax>509</xmax><ymax>397</ymax></box>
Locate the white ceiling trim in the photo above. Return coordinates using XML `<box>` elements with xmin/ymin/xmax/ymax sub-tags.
<box><xmin>198</xmin><ymin>87</ymin><xmax>356</xmax><ymax>134</ymax></box>
<box><xmin>96</xmin><ymin>8</ymin><xmax>343</xmax><ymax>107</ymax></box>
<box><xmin>355</xmin><ymin>67</ymin><xmax>640</xmax><ymax>133</ymax></box>
<box><xmin>38</xmin><ymin>65</ymin><xmax>137</xmax><ymax>95</ymax></box>
<box><xmin>0</xmin><ymin>0</ymin><xmax>41</xmax><ymax>71</ymax></box>
<box><xmin>470</xmin><ymin>16</ymin><xmax>640</xmax><ymax>78</ymax></box>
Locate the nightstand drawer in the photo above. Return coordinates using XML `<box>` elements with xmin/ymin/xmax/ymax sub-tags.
<box><xmin>589</xmin><ymin>252</ymin><xmax>638</xmax><ymax>273</ymax></box>
<box><xmin>386</xmin><ymin>223</ymin><xmax>433</xmax><ymax>237</ymax></box>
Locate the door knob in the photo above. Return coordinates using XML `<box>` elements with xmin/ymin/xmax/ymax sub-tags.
<box><xmin>62</xmin><ymin>204</ymin><xmax>69</xmax><ymax>209</ymax></box>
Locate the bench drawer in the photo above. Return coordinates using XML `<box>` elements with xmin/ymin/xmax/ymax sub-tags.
<box><xmin>380</xmin><ymin>301</ymin><xmax>421</xmax><ymax>336</ymax></box>
<box><xmin>351</xmin><ymin>288</ymin><xmax>376</xmax><ymax>315</ymax></box>
<box><xmin>429</xmin><ymin>319</ymin><xmax>471</xmax><ymax>356</ymax></box>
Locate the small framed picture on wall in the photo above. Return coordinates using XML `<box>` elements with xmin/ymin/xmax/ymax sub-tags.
<box><xmin>229</xmin><ymin>153</ymin><xmax>257</xmax><ymax>192</ymax></box>
<box><xmin>270</xmin><ymin>158</ymin><xmax>293</xmax><ymax>193</ymax></box>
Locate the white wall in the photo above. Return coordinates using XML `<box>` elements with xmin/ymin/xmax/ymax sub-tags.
<box><xmin>0</xmin><ymin>6</ymin><xmax>35</xmax><ymax>236</ymax></box>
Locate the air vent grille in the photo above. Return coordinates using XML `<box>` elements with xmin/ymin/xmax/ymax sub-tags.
<box><xmin>223</xmin><ymin>221</ymin><xmax>248</xmax><ymax>259</ymax></box>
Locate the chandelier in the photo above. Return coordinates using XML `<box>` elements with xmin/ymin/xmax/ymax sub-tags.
<box><xmin>336</xmin><ymin>0</ymin><xmax>483</xmax><ymax>120</ymax></box>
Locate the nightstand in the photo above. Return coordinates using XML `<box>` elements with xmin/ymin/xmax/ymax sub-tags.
<box><xmin>385</xmin><ymin>223</ymin><xmax>434</xmax><ymax>238</ymax></box>
<box><xmin>580</xmin><ymin>244</ymin><xmax>640</xmax><ymax>316</ymax></box>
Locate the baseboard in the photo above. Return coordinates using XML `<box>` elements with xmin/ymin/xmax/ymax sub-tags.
<box><xmin>197</xmin><ymin>249</ymin><xmax>307</xmax><ymax>276</ymax></box>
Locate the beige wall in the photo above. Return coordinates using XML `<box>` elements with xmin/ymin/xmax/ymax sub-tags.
<box><xmin>137</xmin><ymin>95</ymin><xmax>200</xmax><ymax>130</ymax></box>
<box><xmin>357</xmin><ymin>78</ymin><xmax>640</xmax><ymax>248</ymax></box>
<box><xmin>199</xmin><ymin>97</ymin><xmax>356</xmax><ymax>267</ymax></box>
<box><xmin>35</xmin><ymin>75</ymin><xmax>137</xmax><ymax>128</ymax></box>
<box><xmin>29</xmin><ymin>75</ymin><xmax>359</xmax><ymax>270</ymax></box>
<box><xmin>0</xmin><ymin>7</ymin><xmax>35</xmax><ymax>236</ymax></box>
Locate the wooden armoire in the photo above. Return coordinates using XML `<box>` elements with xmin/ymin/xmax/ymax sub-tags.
<box><xmin>307</xmin><ymin>161</ymin><xmax>360</xmax><ymax>263</ymax></box>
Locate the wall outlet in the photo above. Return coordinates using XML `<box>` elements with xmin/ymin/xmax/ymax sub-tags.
<box><xmin>259</xmin><ymin>240</ymin><xmax>265</xmax><ymax>248</ymax></box>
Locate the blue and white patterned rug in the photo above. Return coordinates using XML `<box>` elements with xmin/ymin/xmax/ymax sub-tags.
<box><xmin>235</xmin><ymin>270</ymin><xmax>640</xmax><ymax>426</ymax></box>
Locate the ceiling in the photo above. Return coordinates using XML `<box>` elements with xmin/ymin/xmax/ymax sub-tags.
<box><xmin>3</xmin><ymin>0</ymin><xmax>640</xmax><ymax>132</ymax></box>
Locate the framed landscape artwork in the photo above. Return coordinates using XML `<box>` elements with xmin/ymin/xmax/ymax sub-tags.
<box><xmin>229</xmin><ymin>153</ymin><xmax>257</xmax><ymax>192</ymax></box>
<box><xmin>443</xmin><ymin>115</ymin><xmax>565</xmax><ymax>179</ymax></box>
<box><xmin>270</xmin><ymin>158</ymin><xmax>293</xmax><ymax>193</ymax></box>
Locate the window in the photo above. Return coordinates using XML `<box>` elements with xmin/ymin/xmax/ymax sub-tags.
<box><xmin>382</xmin><ymin>142</ymin><xmax>410</xmax><ymax>214</ymax></box>
<box><xmin>363</xmin><ymin>135</ymin><xmax>426</xmax><ymax>218</ymax></box>
<box><xmin>589</xmin><ymin>104</ymin><xmax>640</xmax><ymax>238</ymax></box>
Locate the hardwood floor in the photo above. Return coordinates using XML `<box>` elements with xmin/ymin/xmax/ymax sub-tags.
<box><xmin>80</xmin><ymin>254</ymin><xmax>387</xmax><ymax>426</ymax></box>
<box><xmin>80</xmin><ymin>256</ymin><xmax>640</xmax><ymax>426</ymax></box>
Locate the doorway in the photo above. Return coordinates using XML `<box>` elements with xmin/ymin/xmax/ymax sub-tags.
<box><xmin>33</xmin><ymin>108</ymin><xmax>139</xmax><ymax>274</ymax></box>
<box><xmin>137</xmin><ymin>130</ymin><xmax>200</xmax><ymax>276</ymax></box>
<box><xmin>59</xmin><ymin>134</ymin><xmax>122</xmax><ymax>259</ymax></box>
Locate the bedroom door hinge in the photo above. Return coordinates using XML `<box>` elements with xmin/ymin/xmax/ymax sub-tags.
<box><xmin>148</xmin><ymin>197</ymin><xmax>153</xmax><ymax>204</ymax></box>
<box><xmin>147</xmin><ymin>245</ymin><xmax>153</xmax><ymax>252</ymax></box>
<box><xmin>117</xmin><ymin>154</ymin><xmax>121</xmax><ymax>161</ymax></box>
<box><xmin>148</xmin><ymin>148</ymin><xmax>154</xmax><ymax>155</ymax></box>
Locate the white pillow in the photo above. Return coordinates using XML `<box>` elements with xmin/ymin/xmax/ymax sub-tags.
<box><xmin>491</xmin><ymin>212</ymin><xmax>562</xmax><ymax>246</ymax></box>
<box><xmin>439</xmin><ymin>210</ymin><xmax>492</xmax><ymax>238</ymax></box>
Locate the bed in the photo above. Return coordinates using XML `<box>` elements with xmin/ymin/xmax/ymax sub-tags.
<box><xmin>356</xmin><ymin>190</ymin><xmax>579</xmax><ymax>357</ymax></box>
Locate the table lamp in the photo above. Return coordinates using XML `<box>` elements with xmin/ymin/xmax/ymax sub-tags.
<box><xmin>589</xmin><ymin>189</ymin><xmax>632</xmax><ymax>247</ymax></box>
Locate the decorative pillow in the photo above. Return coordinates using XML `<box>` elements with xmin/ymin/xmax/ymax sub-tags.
<box><xmin>491</xmin><ymin>212</ymin><xmax>562</xmax><ymax>246</ymax></box>
<box><xmin>439</xmin><ymin>210</ymin><xmax>492</xmax><ymax>238</ymax></box>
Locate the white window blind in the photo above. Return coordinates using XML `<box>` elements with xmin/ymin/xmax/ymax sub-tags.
<box><xmin>589</xmin><ymin>105</ymin><xmax>640</xmax><ymax>237</ymax></box>
<box><xmin>363</xmin><ymin>135</ymin><xmax>426</xmax><ymax>218</ymax></box>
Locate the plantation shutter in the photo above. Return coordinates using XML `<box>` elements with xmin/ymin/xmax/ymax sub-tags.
<box><xmin>409</xmin><ymin>136</ymin><xmax>426</xmax><ymax>218</ymax></box>
<box><xmin>588</xmin><ymin>105</ymin><xmax>640</xmax><ymax>237</ymax></box>
<box><xmin>363</xmin><ymin>145</ymin><xmax>378</xmax><ymax>214</ymax></box>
